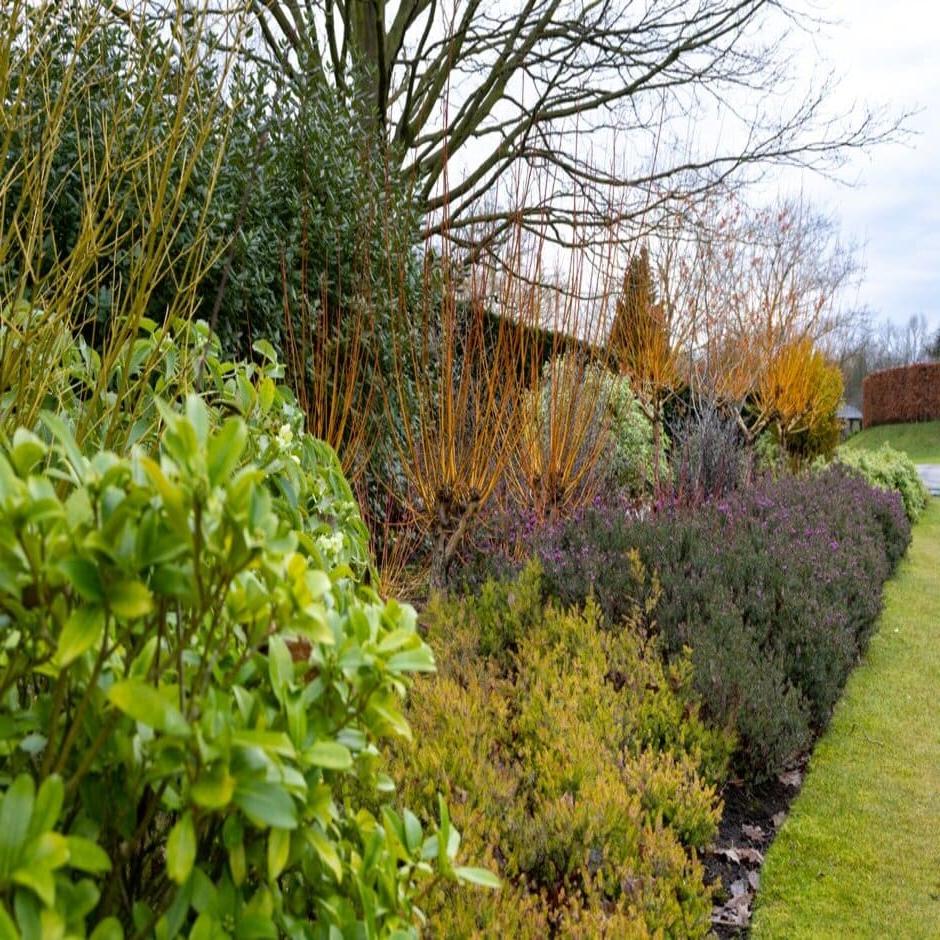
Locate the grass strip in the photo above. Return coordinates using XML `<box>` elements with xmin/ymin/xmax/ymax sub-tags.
<box><xmin>752</xmin><ymin>499</ymin><xmax>940</xmax><ymax>938</ymax></box>
<box><xmin>843</xmin><ymin>420</ymin><xmax>940</xmax><ymax>463</ymax></box>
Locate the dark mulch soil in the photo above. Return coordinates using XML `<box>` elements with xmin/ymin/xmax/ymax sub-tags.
<box><xmin>705</xmin><ymin>758</ymin><xmax>808</xmax><ymax>937</ymax></box>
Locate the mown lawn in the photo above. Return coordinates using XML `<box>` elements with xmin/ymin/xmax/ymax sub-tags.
<box><xmin>751</xmin><ymin>499</ymin><xmax>940</xmax><ymax>939</ymax></box>
<box><xmin>843</xmin><ymin>420</ymin><xmax>940</xmax><ymax>463</ymax></box>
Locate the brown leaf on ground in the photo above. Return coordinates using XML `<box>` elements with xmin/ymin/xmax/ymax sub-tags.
<box><xmin>711</xmin><ymin>845</ymin><xmax>764</xmax><ymax>866</ymax></box>
<box><xmin>712</xmin><ymin>885</ymin><xmax>753</xmax><ymax>928</ymax></box>
<box><xmin>778</xmin><ymin>768</ymin><xmax>803</xmax><ymax>788</ymax></box>
<box><xmin>741</xmin><ymin>823</ymin><xmax>765</xmax><ymax>842</ymax></box>
<box><xmin>772</xmin><ymin>810</ymin><xmax>787</xmax><ymax>829</ymax></box>
<box><xmin>737</xmin><ymin>846</ymin><xmax>765</xmax><ymax>865</ymax></box>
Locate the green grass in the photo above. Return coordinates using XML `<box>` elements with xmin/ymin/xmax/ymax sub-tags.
<box><xmin>751</xmin><ymin>500</ymin><xmax>940</xmax><ymax>939</ymax></box>
<box><xmin>842</xmin><ymin>420</ymin><xmax>940</xmax><ymax>463</ymax></box>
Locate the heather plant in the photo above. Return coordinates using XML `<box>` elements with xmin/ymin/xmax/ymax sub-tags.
<box><xmin>388</xmin><ymin>564</ymin><xmax>732</xmax><ymax>936</ymax></box>
<box><xmin>530</xmin><ymin>466</ymin><xmax>909</xmax><ymax>778</ymax></box>
<box><xmin>835</xmin><ymin>443</ymin><xmax>929</xmax><ymax>522</ymax></box>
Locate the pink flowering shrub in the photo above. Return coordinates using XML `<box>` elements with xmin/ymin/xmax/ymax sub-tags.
<box><xmin>496</xmin><ymin>467</ymin><xmax>908</xmax><ymax>779</ymax></box>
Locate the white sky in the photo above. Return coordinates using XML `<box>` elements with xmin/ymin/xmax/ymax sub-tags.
<box><xmin>784</xmin><ymin>1</ymin><xmax>940</xmax><ymax>330</ymax></box>
<box><xmin>420</xmin><ymin>0</ymin><xmax>935</xmax><ymax>332</ymax></box>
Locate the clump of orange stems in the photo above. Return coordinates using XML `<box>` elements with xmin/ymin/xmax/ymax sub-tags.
<box><xmin>281</xmin><ymin>248</ymin><xmax>379</xmax><ymax>486</ymax></box>
<box><xmin>507</xmin><ymin>241</ymin><xmax>618</xmax><ymax>522</ymax></box>
<box><xmin>386</xmin><ymin>227</ymin><xmax>534</xmax><ymax>587</ymax></box>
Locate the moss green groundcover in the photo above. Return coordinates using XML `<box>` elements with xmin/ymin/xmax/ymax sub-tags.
<box><xmin>843</xmin><ymin>420</ymin><xmax>940</xmax><ymax>463</ymax></box>
<box><xmin>752</xmin><ymin>500</ymin><xmax>940</xmax><ymax>938</ymax></box>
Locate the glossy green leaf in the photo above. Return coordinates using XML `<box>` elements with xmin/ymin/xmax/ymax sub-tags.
<box><xmin>208</xmin><ymin>418</ymin><xmax>248</xmax><ymax>487</ymax></box>
<box><xmin>89</xmin><ymin>917</ymin><xmax>124</xmax><ymax>940</ymax></box>
<box><xmin>233</xmin><ymin>780</ymin><xmax>298</xmax><ymax>830</ymax></box>
<box><xmin>305</xmin><ymin>827</ymin><xmax>342</xmax><ymax>883</ymax></box>
<box><xmin>266</xmin><ymin>828</ymin><xmax>290</xmax><ymax>881</ymax></box>
<box><xmin>12</xmin><ymin>864</ymin><xmax>55</xmax><ymax>906</ymax></box>
<box><xmin>257</xmin><ymin>378</ymin><xmax>275</xmax><ymax>412</ymax></box>
<box><xmin>454</xmin><ymin>866</ymin><xmax>501</xmax><ymax>889</ymax></box>
<box><xmin>0</xmin><ymin>903</ymin><xmax>17</xmax><ymax>940</ymax></box>
<box><xmin>0</xmin><ymin>774</ymin><xmax>34</xmax><ymax>877</ymax></box>
<box><xmin>39</xmin><ymin>411</ymin><xmax>86</xmax><ymax>475</ymax></box>
<box><xmin>65</xmin><ymin>836</ymin><xmax>111</xmax><ymax>874</ymax></box>
<box><xmin>267</xmin><ymin>636</ymin><xmax>293</xmax><ymax>703</ymax></box>
<box><xmin>108</xmin><ymin>680</ymin><xmax>190</xmax><ymax>736</ymax></box>
<box><xmin>28</xmin><ymin>776</ymin><xmax>63</xmax><ymax>838</ymax></box>
<box><xmin>403</xmin><ymin>810</ymin><xmax>422</xmax><ymax>854</ymax></box>
<box><xmin>56</xmin><ymin>558</ymin><xmax>103</xmax><ymax>603</ymax></box>
<box><xmin>29</xmin><ymin>832</ymin><xmax>69</xmax><ymax>871</ymax></box>
<box><xmin>307</xmin><ymin>741</ymin><xmax>352</xmax><ymax>770</ymax></box>
<box><xmin>230</xmin><ymin>730</ymin><xmax>295</xmax><ymax>758</ymax></box>
<box><xmin>185</xmin><ymin>396</ymin><xmax>210</xmax><ymax>446</ymax></box>
<box><xmin>166</xmin><ymin>812</ymin><xmax>196</xmax><ymax>884</ymax></box>
<box><xmin>56</xmin><ymin>607</ymin><xmax>104</xmax><ymax>667</ymax></box>
<box><xmin>108</xmin><ymin>580</ymin><xmax>154</xmax><ymax>620</ymax></box>
<box><xmin>10</xmin><ymin>429</ymin><xmax>47</xmax><ymax>476</ymax></box>
<box><xmin>386</xmin><ymin>647</ymin><xmax>435</xmax><ymax>673</ymax></box>
<box><xmin>191</xmin><ymin>766</ymin><xmax>235</xmax><ymax>810</ymax></box>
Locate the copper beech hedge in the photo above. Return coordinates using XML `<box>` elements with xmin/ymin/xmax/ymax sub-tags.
<box><xmin>863</xmin><ymin>362</ymin><xmax>940</xmax><ymax>428</ymax></box>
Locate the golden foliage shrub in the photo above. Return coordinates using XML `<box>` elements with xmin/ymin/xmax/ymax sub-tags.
<box><xmin>756</xmin><ymin>338</ymin><xmax>844</xmax><ymax>460</ymax></box>
<box><xmin>391</xmin><ymin>563</ymin><xmax>733</xmax><ymax>937</ymax></box>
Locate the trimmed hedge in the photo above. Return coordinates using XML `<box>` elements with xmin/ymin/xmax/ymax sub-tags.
<box><xmin>863</xmin><ymin>362</ymin><xmax>940</xmax><ymax>428</ymax></box>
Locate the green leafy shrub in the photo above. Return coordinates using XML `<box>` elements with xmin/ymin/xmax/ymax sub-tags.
<box><xmin>606</xmin><ymin>369</ymin><xmax>658</xmax><ymax>496</ymax></box>
<box><xmin>389</xmin><ymin>564</ymin><xmax>732</xmax><ymax>937</ymax></box>
<box><xmin>0</xmin><ymin>378</ymin><xmax>494</xmax><ymax>935</ymax></box>
<box><xmin>835</xmin><ymin>443</ymin><xmax>929</xmax><ymax>522</ymax></box>
<box><xmin>5</xmin><ymin>315</ymin><xmax>372</xmax><ymax>577</ymax></box>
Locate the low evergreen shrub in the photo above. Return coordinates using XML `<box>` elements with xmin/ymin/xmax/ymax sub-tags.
<box><xmin>836</xmin><ymin>443</ymin><xmax>929</xmax><ymax>522</ymax></box>
<box><xmin>528</xmin><ymin>467</ymin><xmax>910</xmax><ymax>779</ymax></box>
<box><xmin>389</xmin><ymin>564</ymin><xmax>733</xmax><ymax>936</ymax></box>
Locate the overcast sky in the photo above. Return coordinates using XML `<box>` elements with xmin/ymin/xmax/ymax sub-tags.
<box><xmin>787</xmin><ymin>1</ymin><xmax>940</xmax><ymax>331</ymax></box>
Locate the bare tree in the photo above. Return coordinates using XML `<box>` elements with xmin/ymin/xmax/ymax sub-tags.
<box><xmin>192</xmin><ymin>0</ymin><xmax>902</xmax><ymax>249</ymax></box>
<box><xmin>652</xmin><ymin>192</ymin><xmax>862</xmax><ymax>430</ymax></box>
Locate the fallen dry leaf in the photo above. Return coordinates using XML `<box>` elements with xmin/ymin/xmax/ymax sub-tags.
<box><xmin>741</xmin><ymin>823</ymin><xmax>765</xmax><ymax>842</ymax></box>
<box><xmin>748</xmin><ymin>870</ymin><xmax>760</xmax><ymax>891</ymax></box>
<box><xmin>709</xmin><ymin>844</ymin><xmax>764</xmax><ymax>866</ymax></box>
<box><xmin>778</xmin><ymin>768</ymin><xmax>803</xmax><ymax>788</ymax></box>
<box><xmin>712</xmin><ymin>889</ymin><xmax>752</xmax><ymax>928</ymax></box>
<box><xmin>772</xmin><ymin>810</ymin><xmax>787</xmax><ymax>829</ymax></box>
